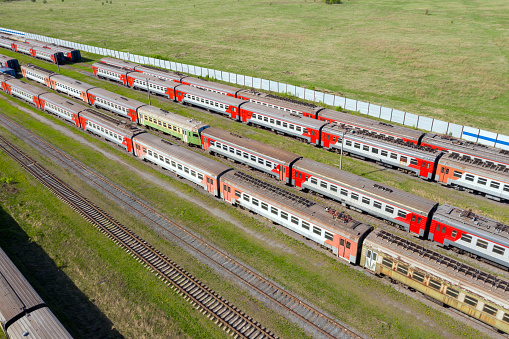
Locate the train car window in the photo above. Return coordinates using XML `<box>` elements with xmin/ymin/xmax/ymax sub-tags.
<box><xmin>266</xmin><ymin>161</ymin><xmax>272</xmax><ymax>168</ymax></box>
<box><xmin>351</xmin><ymin>193</ymin><xmax>359</xmax><ymax>201</ymax></box>
<box><xmin>445</xmin><ymin>287</ymin><xmax>459</xmax><ymax>299</ymax></box>
<box><xmin>372</xmin><ymin>148</ymin><xmax>379</xmax><ymax>154</ymax></box>
<box><xmin>148</xmin><ymin>150</ymin><xmax>153</xmax><ymax>156</ymax></box>
<box><xmin>436</xmin><ymin>224</ymin><xmax>441</xmax><ymax>232</ymax></box>
<box><xmin>476</xmin><ymin>239</ymin><xmax>488</xmax><ymax>249</ymax></box>
<box><xmin>396</xmin><ymin>265</ymin><xmax>408</xmax><ymax>276</ymax></box>
<box><xmin>504</xmin><ymin>185</ymin><xmax>509</xmax><ymax>192</ymax></box>
<box><xmin>340</xmin><ymin>239</ymin><xmax>345</xmax><ymax>246</ymax></box>
<box><xmin>465</xmin><ymin>174</ymin><xmax>474</xmax><ymax>182</ymax></box>
<box><xmin>491</xmin><ymin>181</ymin><xmax>500</xmax><ymax>189</ymax></box>
<box><xmin>171</xmin><ymin>161</ymin><xmax>176</xmax><ymax>167</ymax></box>
<box><xmin>235</xmin><ymin>190</ymin><xmax>241</xmax><ymax>198</ymax></box>
<box><xmin>281</xmin><ymin>211</ymin><xmax>288</xmax><ymax>219</ymax></box>
<box><xmin>354</xmin><ymin>143</ymin><xmax>361</xmax><ymax>149</ymax></box>
<box><xmin>412</xmin><ymin>271</ymin><xmax>425</xmax><ymax>283</ymax></box>
<box><xmin>478</xmin><ymin>178</ymin><xmax>487</xmax><ymax>185</ymax></box>
<box><xmin>260</xmin><ymin>202</ymin><xmax>268</xmax><ymax>210</ymax></box>
<box><xmin>310</xmin><ymin>178</ymin><xmax>318</xmax><ymax>185</ymax></box>
<box><xmin>270</xmin><ymin>119</ymin><xmax>274</xmax><ymax>124</ymax></box>
<box><xmin>296</xmin><ymin>126</ymin><xmax>302</xmax><ymax>132</ymax></box>
<box><xmin>165</xmin><ymin>158</ymin><xmax>170</xmax><ymax>164</ymax></box>
<box><xmin>362</xmin><ymin>197</ymin><xmax>370</xmax><ymax>205</ymax></box>
<box><xmin>270</xmin><ymin>207</ymin><xmax>278</xmax><ymax>215</ymax></box>
<box><xmin>223</xmin><ymin>145</ymin><xmax>228</xmax><ymax>151</ymax></box>
<box><xmin>346</xmin><ymin>241</ymin><xmax>351</xmax><ymax>249</ymax></box>
<box><xmin>451</xmin><ymin>230</ymin><xmax>457</xmax><ymax>238</ymax></box>
<box><xmin>374</xmin><ymin>201</ymin><xmax>382</xmax><ymax>209</ymax></box>
<box><xmin>236</xmin><ymin>150</ymin><xmax>242</xmax><ymax>156</ymax></box>
<box><xmin>417</xmin><ymin>217</ymin><xmax>421</xmax><ymax>224</ymax></box>
<box><xmin>303</xmin><ymin>128</ymin><xmax>309</xmax><ymax>134</ymax></box>
<box><xmin>381</xmin><ymin>150</ymin><xmax>388</xmax><ymax>157</ymax></box>
<box><xmin>252</xmin><ymin>198</ymin><xmax>259</xmax><ymax>206</ymax></box>
<box><xmin>390</xmin><ymin>153</ymin><xmax>398</xmax><ymax>159</ymax></box>
<box><xmin>289</xmin><ymin>124</ymin><xmax>295</xmax><ymax>130</ymax></box>
<box><xmin>461</xmin><ymin>234</ymin><xmax>472</xmax><ymax>243</ymax></box>
<box><xmin>191</xmin><ymin>170</ymin><xmax>196</xmax><ymax>176</ymax></box>
<box><xmin>264</xmin><ymin>117</ymin><xmax>269</xmax><ymax>122</ymax></box>
<box><xmin>397</xmin><ymin>210</ymin><xmax>407</xmax><ymax>219</ymax></box>
<box><xmin>340</xmin><ymin>189</ymin><xmax>348</xmax><ymax>196</ymax></box>
<box><xmin>184</xmin><ymin>167</ymin><xmax>189</xmax><ymax>174</ymax></box>
<box><xmin>445</xmin><ymin>168</ymin><xmax>449</xmax><ymax>174</ymax></box>
<box><xmin>210</xmin><ymin>179</ymin><xmax>214</xmax><ymax>185</ymax></box>
<box><xmin>243</xmin><ymin>152</ymin><xmax>248</xmax><ymax>159</ymax></box>
<box><xmin>311</xmin><ymin>226</ymin><xmax>321</xmax><ymax>235</ymax></box>
<box><xmin>410</xmin><ymin>158</ymin><xmax>418</xmax><ymax>165</ymax></box>
<box><xmin>291</xmin><ymin>216</ymin><xmax>299</xmax><ymax>225</ymax></box>
<box><xmin>363</xmin><ymin>145</ymin><xmax>369</xmax><ymax>151</ymax></box>
<box><xmin>325</xmin><ymin>231</ymin><xmax>334</xmax><ymax>241</ymax></box>
<box><xmin>198</xmin><ymin>173</ymin><xmax>203</xmax><ymax>180</ymax></box>
<box><xmin>258</xmin><ymin>158</ymin><xmax>264</xmax><ymax>164</ymax></box>
<box><xmin>382</xmin><ymin>257</ymin><xmax>393</xmax><ymax>268</ymax></box>
<box><xmin>276</xmin><ymin>120</ymin><xmax>281</xmax><ymax>126</ymax></box>
<box><xmin>503</xmin><ymin>313</ymin><xmax>509</xmax><ymax>323</ymax></box>
<box><xmin>412</xmin><ymin>216</ymin><xmax>416</xmax><ymax>222</ymax></box>
<box><xmin>400</xmin><ymin>156</ymin><xmax>408</xmax><ymax>163</ymax></box>
<box><xmin>464</xmin><ymin>296</ymin><xmax>478</xmax><ymax>307</ymax></box>
<box><xmin>493</xmin><ymin>245</ymin><xmax>505</xmax><ymax>256</ymax></box>
<box><xmin>345</xmin><ymin>140</ymin><xmax>352</xmax><ymax>146</ymax></box>
<box><xmin>483</xmin><ymin>304</ymin><xmax>498</xmax><ymax>316</ymax></box>
<box><xmin>300</xmin><ymin>221</ymin><xmax>310</xmax><ymax>230</ymax></box>
<box><xmin>330</xmin><ymin>185</ymin><xmax>338</xmax><ymax>192</ymax></box>
<box><xmin>320</xmin><ymin>181</ymin><xmax>327</xmax><ymax>188</ymax></box>
<box><xmin>159</xmin><ymin>155</ymin><xmax>164</xmax><ymax>161</ymax></box>
<box><xmin>229</xmin><ymin>147</ymin><xmax>235</xmax><ymax>154</ymax></box>
<box><xmin>428</xmin><ymin>279</ymin><xmax>441</xmax><ymax>290</ymax></box>
<box><xmin>385</xmin><ymin>206</ymin><xmax>394</xmax><ymax>214</ymax></box>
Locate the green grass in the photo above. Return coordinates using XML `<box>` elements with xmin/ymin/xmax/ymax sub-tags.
<box><xmin>1</xmin><ymin>0</ymin><xmax>508</xmax><ymax>134</ymax></box>
<box><xmin>0</xmin><ymin>85</ymin><xmax>490</xmax><ymax>337</ymax></box>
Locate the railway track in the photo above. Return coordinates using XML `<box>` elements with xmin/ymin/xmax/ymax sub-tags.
<box><xmin>0</xmin><ymin>112</ymin><xmax>363</xmax><ymax>338</ymax></box>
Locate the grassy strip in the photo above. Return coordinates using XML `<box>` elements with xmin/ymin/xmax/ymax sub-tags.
<box><xmin>0</xmin><ymin>86</ymin><xmax>487</xmax><ymax>337</ymax></box>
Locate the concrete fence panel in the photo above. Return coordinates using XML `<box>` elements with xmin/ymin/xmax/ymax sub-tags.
<box><xmin>391</xmin><ymin>109</ymin><xmax>405</xmax><ymax>124</ymax></box>
<box><xmin>278</xmin><ymin>82</ymin><xmax>287</xmax><ymax>94</ymax></box>
<box><xmin>403</xmin><ymin>113</ymin><xmax>419</xmax><ymax>128</ymax></box>
<box><xmin>315</xmin><ymin>91</ymin><xmax>325</xmax><ymax>104</ymax></box>
<box><xmin>344</xmin><ymin>98</ymin><xmax>356</xmax><ymax>111</ymax></box>
<box><xmin>477</xmin><ymin>130</ymin><xmax>498</xmax><ymax>147</ymax></box>
<box><xmin>447</xmin><ymin>123</ymin><xmax>463</xmax><ymax>138</ymax></box>
<box><xmin>417</xmin><ymin>116</ymin><xmax>434</xmax><ymax>131</ymax></box>
<box><xmin>324</xmin><ymin>94</ymin><xmax>335</xmax><ymax>106</ymax></box>
<box><xmin>304</xmin><ymin>89</ymin><xmax>315</xmax><ymax>101</ymax></box>
<box><xmin>245</xmin><ymin>76</ymin><xmax>253</xmax><ymax>88</ymax></box>
<box><xmin>295</xmin><ymin>87</ymin><xmax>305</xmax><ymax>100</ymax></box>
<box><xmin>380</xmin><ymin>107</ymin><xmax>392</xmax><ymax>121</ymax></box>
<box><xmin>357</xmin><ymin>101</ymin><xmax>369</xmax><ymax>115</ymax></box>
<box><xmin>462</xmin><ymin>126</ymin><xmax>480</xmax><ymax>143</ymax></box>
<box><xmin>251</xmin><ymin>78</ymin><xmax>261</xmax><ymax>89</ymax></box>
<box><xmin>431</xmin><ymin>119</ymin><xmax>449</xmax><ymax>134</ymax></box>
<box><xmin>270</xmin><ymin>80</ymin><xmax>279</xmax><ymax>92</ymax></box>
<box><xmin>368</xmin><ymin>104</ymin><xmax>381</xmax><ymax>118</ymax></box>
<box><xmin>496</xmin><ymin>135</ymin><xmax>509</xmax><ymax>150</ymax></box>
<box><xmin>287</xmin><ymin>85</ymin><xmax>296</xmax><ymax>96</ymax></box>
<box><xmin>236</xmin><ymin>74</ymin><xmax>245</xmax><ymax>87</ymax></box>
<box><xmin>260</xmin><ymin>79</ymin><xmax>269</xmax><ymax>91</ymax></box>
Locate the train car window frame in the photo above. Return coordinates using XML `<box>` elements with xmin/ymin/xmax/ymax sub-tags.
<box><xmin>340</xmin><ymin>189</ymin><xmax>348</xmax><ymax>196</ymax></box>
<box><xmin>243</xmin><ymin>152</ymin><xmax>248</xmax><ymax>159</ymax></box>
<box><xmin>483</xmin><ymin>304</ymin><xmax>498</xmax><ymax>316</ymax></box>
<box><xmin>302</xmin><ymin>221</ymin><xmax>310</xmax><ymax>230</ymax></box>
<box><xmin>477</xmin><ymin>177</ymin><xmax>487</xmax><ymax>185</ymax></box>
<box><xmin>396</xmin><ymin>264</ymin><xmax>408</xmax><ymax>276</ymax></box>
<box><xmin>491</xmin><ymin>181</ymin><xmax>500</xmax><ymax>189</ymax></box>
<box><xmin>374</xmin><ymin>201</ymin><xmax>382</xmax><ymax>209</ymax></box>
<box><xmin>291</xmin><ymin>216</ymin><xmax>299</xmax><ymax>225</ymax></box>
<box><xmin>197</xmin><ymin>173</ymin><xmax>203</xmax><ymax>180</ymax></box>
<box><xmin>354</xmin><ymin>143</ymin><xmax>361</xmax><ymax>149</ymax></box>
<box><xmin>261</xmin><ymin>202</ymin><xmax>268</xmax><ymax>210</ymax></box>
<box><xmin>363</xmin><ymin>145</ymin><xmax>369</xmax><ymax>152</ymax></box>
<box><xmin>503</xmin><ymin>313</ymin><xmax>509</xmax><ymax>323</ymax></box>
<box><xmin>320</xmin><ymin>181</ymin><xmax>328</xmax><ymax>189</ymax></box>
<box><xmin>313</xmin><ymin>226</ymin><xmax>321</xmax><ymax>235</ymax></box>
<box><xmin>330</xmin><ymin>185</ymin><xmax>338</xmax><ymax>192</ymax></box>
<box><xmin>381</xmin><ymin>150</ymin><xmax>388</xmax><ymax>157</ymax></box>
<box><xmin>428</xmin><ymin>279</ymin><xmax>441</xmax><ymax>291</ymax></box>
<box><xmin>504</xmin><ymin>185</ymin><xmax>509</xmax><ymax>192</ymax></box>
<box><xmin>397</xmin><ymin>210</ymin><xmax>407</xmax><ymax>219</ymax></box>
<box><xmin>281</xmin><ymin>211</ymin><xmax>288</xmax><ymax>219</ymax></box>
<box><xmin>476</xmin><ymin>239</ymin><xmax>488</xmax><ymax>250</ymax></box>
<box><xmin>464</xmin><ymin>295</ymin><xmax>478</xmax><ymax>307</ymax></box>
<box><xmin>445</xmin><ymin>287</ymin><xmax>459</xmax><ymax>299</ymax></box>
<box><xmin>252</xmin><ymin>198</ymin><xmax>259</xmax><ymax>206</ymax></box>
<box><xmin>346</xmin><ymin>241</ymin><xmax>351</xmax><ymax>249</ymax></box>
<box><xmin>351</xmin><ymin>193</ymin><xmax>359</xmax><ymax>201</ymax></box>
<box><xmin>382</xmin><ymin>257</ymin><xmax>393</xmax><ymax>269</ymax></box>
<box><xmin>410</xmin><ymin>158</ymin><xmax>418</xmax><ymax>166</ymax></box>
<box><xmin>461</xmin><ymin>233</ymin><xmax>472</xmax><ymax>243</ymax></box>
<box><xmin>345</xmin><ymin>140</ymin><xmax>352</xmax><ymax>147</ymax></box>
<box><xmin>271</xmin><ymin>207</ymin><xmax>278</xmax><ymax>215</ymax></box>
<box><xmin>325</xmin><ymin>231</ymin><xmax>333</xmax><ymax>241</ymax></box>
<box><xmin>451</xmin><ymin>230</ymin><xmax>457</xmax><ymax>238</ymax></box>
<box><xmin>243</xmin><ymin>194</ymin><xmax>250</xmax><ymax>202</ymax></box>
<box><xmin>372</xmin><ymin>148</ymin><xmax>379</xmax><ymax>154</ymax></box>
<box><xmin>400</xmin><ymin>156</ymin><xmax>408</xmax><ymax>163</ymax></box>
<box><xmin>362</xmin><ymin>197</ymin><xmax>370</xmax><ymax>205</ymax></box>
<box><xmin>235</xmin><ymin>190</ymin><xmax>241</xmax><ymax>198</ymax></box>
<box><xmin>310</xmin><ymin>178</ymin><xmax>318</xmax><ymax>185</ymax></box>
<box><xmin>493</xmin><ymin>245</ymin><xmax>505</xmax><ymax>256</ymax></box>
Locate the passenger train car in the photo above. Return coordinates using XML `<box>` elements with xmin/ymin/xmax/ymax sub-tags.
<box><xmin>0</xmin><ymin>246</ymin><xmax>72</xmax><ymax>338</ymax></box>
<box><xmin>0</xmin><ymin>33</ymin><xmax>80</xmax><ymax>62</ymax></box>
<box><xmin>0</xmin><ymin>35</ymin><xmax>64</xmax><ymax>64</ymax></box>
<box><xmin>4</xmin><ymin>75</ymin><xmax>509</xmax><ymax>333</ymax></box>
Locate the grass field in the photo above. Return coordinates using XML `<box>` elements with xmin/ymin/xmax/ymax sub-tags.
<box><xmin>0</xmin><ymin>91</ymin><xmax>491</xmax><ymax>338</ymax></box>
<box><xmin>1</xmin><ymin>0</ymin><xmax>508</xmax><ymax>134</ymax></box>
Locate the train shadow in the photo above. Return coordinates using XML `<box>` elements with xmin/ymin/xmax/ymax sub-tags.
<box><xmin>0</xmin><ymin>205</ymin><xmax>124</xmax><ymax>338</ymax></box>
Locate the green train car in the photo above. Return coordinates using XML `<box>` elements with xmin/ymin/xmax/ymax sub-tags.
<box><xmin>137</xmin><ymin>105</ymin><xmax>209</xmax><ymax>146</ymax></box>
<box><xmin>361</xmin><ymin>229</ymin><xmax>509</xmax><ymax>334</ymax></box>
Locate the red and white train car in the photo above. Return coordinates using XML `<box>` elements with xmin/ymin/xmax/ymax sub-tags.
<box><xmin>86</xmin><ymin>88</ymin><xmax>146</xmax><ymax>123</ymax></box>
<box><xmin>39</xmin><ymin>92</ymin><xmax>85</xmax><ymax>126</ymax></box>
<box><xmin>0</xmin><ymin>74</ymin><xmax>46</xmax><ymax>108</ymax></box>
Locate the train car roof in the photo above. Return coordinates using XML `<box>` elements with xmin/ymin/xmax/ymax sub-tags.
<box><xmin>137</xmin><ymin>105</ymin><xmax>209</xmax><ymax>132</ymax></box>
<box><xmin>438</xmin><ymin>153</ymin><xmax>509</xmax><ymax>182</ymax></box>
<box><xmin>0</xmin><ymin>53</ymin><xmax>18</xmax><ymax>62</ymax></box>
<box><xmin>365</xmin><ymin>229</ymin><xmax>509</xmax><ymax>309</ymax></box>
<box><xmin>80</xmin><ymin>109</ymin><xmax>144</xmax><ymax>136</ymax></box>
<box><xmin>433</xmin><ymin>204</ymin><xmax>509</xmax><ymax>247</ymax></box>
<box><xmin>221</xmin><ymin>171</ymin><xmax>373</xmax><ymax>241</ymax></box>
<box><xmin>202</xmin><ymin>127</ymin><xmax>302</xmax><ymax>164</ymax></box>
<box><xmin>5</xmin><ymin>78</ymin><xmax>48</xmax><ymax>96</ymax></box>
<box><xmin>237</xmin><ymin>89</ymin><xmax>322</xmax><ymax>114</ymax></box>
<box><xmin>49</xmin><ymin>75</ymin><xmax>96</xmax><ymax>91</ymax></box>
<box><xmin>318</xmin><ymin>109</ymin><xmax>425</xmax><ymax>142</ymax></box>
<box><xmin>87</xmin><ymin>88</ymin><xmax>146</xmax><ymax>109</ymax></box>
<box><xmin>99</xmin><ymin>57</ymin><xmax>138</xmax><ymax>70</ymax></box>
<box><xmin>179</xmin><ymin>85</ymin><xmax>246</xmax><ymax>106</ymax></box>
<box><xmin>133</xmin><ymin>133</ymin><xmax>232</xmax><ymax>176</ymax></box>
<box><xmin>0</xmin><ymin>247</ymin><xmax>45</xmax><ymax>327</ymax></box>
<box><xmin>92</xmin><ymin>62</ymin><xmax>130</xmax><ymax>73</ymax></box>
<box><xmin>423</xmin><ymin>133</ymin><xmax>509</xmax><ymax>165</ymax></box>
<box><xmin>293</xmin><ymin>158</ymin><xmax>438</xmax><ymax>214</ymax></box>
<box><xmin>134</xmin><ymin>64</ymin><xmax>183</xmax><ymax>82</ymax></box>
<box><xmin>241</xmin><ymin>102</ymin><xmax>329</xmax><ymax>129</ymax></box>
<box><xmin>182</xmin><ymin>76</ymin><xmax>240</xmax><ymax>96</ymax></box>
<box><xmin>323</xmin><ymin>124</ymin><xmax>440</xmax><ymax>160</ymax></box>
<box><xmin>21</xmin><ymin>63</ymin><xmax>56</xmax><ymax>77</ymax></box>
<box><xmin>39</xmin><ymin>93</ymin><xmax>88</xmax><ymax>113</ymax></box>
<box><xmin>24</xmin><ymin>39</ymin><xmax>77</xmax><ymax>53</ymax></box>
<box><xmin>6</xmin><ymin>307</ymin><xmax>73</xmax><ymax>339</ymax></box>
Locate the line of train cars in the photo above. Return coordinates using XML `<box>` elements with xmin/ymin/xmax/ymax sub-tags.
<box><xmin>94</xmin><ymin>58</ymin><xmax>509</xmax><ymax>202</ymax></box>
<box><xmin>9</xmin><ymin>65</ymin><xmax>509</xmax><ymax>270</ymax></box>
<box><xmin>0</xmin><ymin>246</ymin><xmax>73</xmax><ymax>338</ymax></box>
<box><xmin>0</xmin><ymin>33</ymin><xmax>81</xmax><ymax>64</ymax></box>
<box><xmin>2</xmin><ymin>73</ymin><xmax>509</xmax><ymax>334</ymax></box>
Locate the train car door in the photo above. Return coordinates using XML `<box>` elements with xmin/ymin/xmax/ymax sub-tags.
<box><xmin>364</xmin><ymin>249</ymin><xmax>378</xmax><ymax>271</ymax></box>
<box><xmin>338</xmin><ymin>238</ymin><xmax>346</xmax><ymax>259</ymax></box>
<box><xmin>183</xmin><ymin>129</ymin><xmax>188</xmax><ymax>143</ymax></box>
<box><xmin>206</xmin><ymin>177</ymin><xmax>215</xmax><ymax>194</ymax></box>
<box><xmin>438</xmin><ymin>166</ymin><xmax>449</xmax><ymax>183</ymax></box>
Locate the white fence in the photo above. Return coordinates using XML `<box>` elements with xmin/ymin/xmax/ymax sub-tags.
<box><xmin>2</xmin><ymin>27</ymin><xmax>508</xmax><ymax>150</ymax></box>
